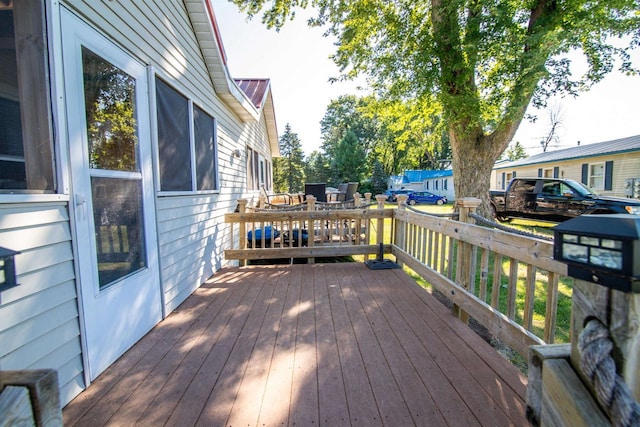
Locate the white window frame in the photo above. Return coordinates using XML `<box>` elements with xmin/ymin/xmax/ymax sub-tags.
<box><xmin>589</xmin><ymin>162</ymin><xmax>605</xmax><ymax>190</ymax></box>
<box><xmin>151</xmin><ymin>74</ymin><xmax>219</xmax><ymax>196</ymax></box>
<box><xmin>258</xmin><ymin>154</ymin><xmax>266</xmax><ymax>188</ymax></box>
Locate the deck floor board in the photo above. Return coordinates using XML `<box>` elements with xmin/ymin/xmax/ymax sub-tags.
<box><xmin>63</xmin><ymin>263</ymin><xmax>527</xmax><ymax>426</ymax></box>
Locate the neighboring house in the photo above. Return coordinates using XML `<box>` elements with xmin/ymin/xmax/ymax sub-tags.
<box><xmin>388</xmin><ymin>170</ymin><xmax>455</xmax><ymax>201</ymax></box>
<box><xmin>0</xmin><ymin>0</ymin><xmax>279</xmax><ymax>406</ymax></box>
<box><xmin>492</xmin><ymin>135</ymin><xmax>640</xmax><ymax>198</ymax></box>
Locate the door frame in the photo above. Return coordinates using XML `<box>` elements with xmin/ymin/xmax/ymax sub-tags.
<box><xmin>60</xmin><ymin>7</ymin><xmax>163</xmax><ymax>382</ymax></box>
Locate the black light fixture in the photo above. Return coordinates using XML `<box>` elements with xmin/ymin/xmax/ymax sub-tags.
<box><xmin>553</xmin><ymin>214</ymin><xmax>640</xmax><ymax>293</ymax></box>
<box><xmin>0</xmin><ymin>246</ymin><xmax>20</xmax><ymax>292</ymax></box>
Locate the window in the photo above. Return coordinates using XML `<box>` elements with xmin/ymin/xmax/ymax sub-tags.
<box><xmin>155</xmin><ymin>78</ymin><xmax>218</xmax><ymax>193</ymax></box>
<box><xmin>589</xmin><ymin>163</ymin><xmax>605</xmax><ymax>190</ymax></box>
<box><xmin>505</xmin><ymin>172</ymin><xmax>514</xmax><ymax>185</ymax></box>
<box><xmin>0</xmin><ymin>0</ymin><xmax>55</xmax><ymax>193</ymax></box>
<box><xmin>246</xmin><ymin>147</ymin><xmax>254</xmax><ymax>190</ymax></box>
<box><xmin>246</xmin><ymin>146</ymin><xmax>271</xmax><ymax>191</ymax></box>
<box><xmin>511</xmin><ymin>179</ymin><xmax>536</xmax><ymax>193</ymax></box>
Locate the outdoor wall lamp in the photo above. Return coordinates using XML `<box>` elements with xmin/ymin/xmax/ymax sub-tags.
<box><xmin>232</xmin><ymin>148</ymin><xmax>242</xmax><ymax>158</ymax></box>
<box><xmin>0</xmin><ymin>246</ymin><xmax>20</xmax><ymax>292</ymax></box>
<box><xmin>553</xmin><ymin>214</ymin><xmax>640</xmax><ymax>293</ymax></box>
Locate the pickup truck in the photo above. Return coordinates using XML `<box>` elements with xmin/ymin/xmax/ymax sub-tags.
<box><xmin>490</xmin><ymin>178</ymin><xmax>640</xmax><ymax>223</ymax></box>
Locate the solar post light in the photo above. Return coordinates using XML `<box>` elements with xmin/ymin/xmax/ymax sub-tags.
<box><xmin>0</xmin><ymin>246</ymin><xmax>20</xmax><ymax>292</ymax></box>
<box><xmin>553</xmin><ymin>214</ymin><xmax>640</xmax><ymax>293</ymax></box>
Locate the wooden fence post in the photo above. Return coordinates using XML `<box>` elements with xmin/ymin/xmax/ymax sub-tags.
<box><xmin>454</xmin><ymin>197</ymin><xmax>482</xmax><ymax>324</ymax></box>
<box><xmin>237</xmin><ymin>199</ymin><xmax>248</xmax><ymax>267</ymax></box>
<box><xmin>306</xmin><ymin>196</ymin><xmax>316</xmax><ymax>263</ymax></box>
<box><xmin>571</xmin><ymin>279</ymin><xmax>640</xmax><ymax>401</ymax></box>
<box><xmin>371</xmin><ymin>194</ymin><xmax>387</xmax><ymax>261</ymax></box>
<box><xmin>0</xmin><ymin>369</ymin><xmax>62</xmax><ymax>427</ymax></box>
<box><xmin>395</xmin><ymin>195</ymin><xmax>409</xmax><ymax>267</ymax></box>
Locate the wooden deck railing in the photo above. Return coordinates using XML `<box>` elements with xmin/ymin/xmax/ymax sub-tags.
<box><xmin>225</xmin><ymin>194</ymin><xmax>571</xmax><ymax>359</ymax></box>
<box><xmin>225</xmin><ymin>194</ymin><xmax>394</xmax><ymax>263</ymax></box>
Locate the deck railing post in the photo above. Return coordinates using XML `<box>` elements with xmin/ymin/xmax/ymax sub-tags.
<box><xmin>372</xmin><ymin>194</ymin><xmax>387</xmax><ymax>261</ymax></box>
<box><xmin>237</xmin><ymin>199</ymin><xmax>248</xmax><ymax>266</ymax></box>
<box><xmin>306</xmin><ymin>195</ymin><xmax>317</xmax><ymax>263</ymax></box>
<box><xmin>395</xmin><ymin>194</ymin><xmax>409</xmax><ymax>266</ymax></box>
<box><xmin>454</xmin><ymin>197</ymin><xmax>482</xmax><ymax>324</ymax></box>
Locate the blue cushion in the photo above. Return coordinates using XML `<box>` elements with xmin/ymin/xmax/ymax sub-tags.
<box><xmin>247</xmin><ymin>226</ymin><xmax>279</xmax><ymax>240</ymax></box>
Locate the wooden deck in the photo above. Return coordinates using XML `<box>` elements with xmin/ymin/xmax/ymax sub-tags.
<box><xmin>63</xmin><ymin>263</ymin><xmax>528</xmax><ymax>426</ymax></box>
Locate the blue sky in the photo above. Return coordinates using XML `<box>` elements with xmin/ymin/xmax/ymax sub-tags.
<box><xmin>214</xmin><ymin>2</ymin><xmax>640</xmax><ymax>156</ymax></box>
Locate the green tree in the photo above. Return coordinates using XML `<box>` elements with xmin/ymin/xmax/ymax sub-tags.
<box><xmin>369</xmin><ymin>160</ymin><xmax>388</xmax><ymax>196</ymax></box>
<box><xmin>332</xmin><ymin>130</ymin><xmax>366</xmax><ymax>184</ymax></box>
<box><xmin>231</xmin><ymin>0</ymin><xmax>639</xmax><ymax>215</ymax></box>
<box><xmin>304</xmin><ymin>150</ymin><xmax>331</xmax><ymax>184</ymax></box>
<box><xmin>320</xmin><ymin>95</ymin><xmax>379</xmax><ymax>157</ymax></box>
<box><xmin>273</xmin><ymin>123</ymin><xmax>305</xmax><ymax>193</ymax></box>
<box><xmin>320</xmin><ymin>95</ymin><xmax>379</xmax><ymax>182</ymax></box>
<box><xmin>501</xmin><ymin>141</ymin><xmax>529</xmax><ymax>161</ymax></box>
<box><xmin>363</xmin><ymin>96</ymin><xmax>449</xmax><ymax>174</ymax></box>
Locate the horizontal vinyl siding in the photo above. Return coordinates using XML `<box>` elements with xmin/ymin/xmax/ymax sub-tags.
<box><xmin>0</xmin><ymin>202</ymin><xmax>83</xmax><ymax>406</ymax></box>
<box><xmin>156</xmin><ymin>196</ymin><xmax>234</xmax><ymax>312</ymax></box>
<box><xmin>494</xmin><ymin>152</ymin><xmax>640</xmax><ymax>197</ymax></box>
<box><xmin>612</xmin><ymin>154</ymin><xmax>640</xmax><ymax>196</ymax></box>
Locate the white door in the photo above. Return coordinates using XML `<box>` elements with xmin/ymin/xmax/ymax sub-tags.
<box><xmin>61</xmin><ymin>10</ymin><xmax>162</xmax><ymax>380</ymax></box>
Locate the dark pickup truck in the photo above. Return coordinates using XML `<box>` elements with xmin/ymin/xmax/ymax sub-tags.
<box><xmin>490</xmin><ymin>178</ymin><xmax>640</xmax><ymax>223</ymax></box>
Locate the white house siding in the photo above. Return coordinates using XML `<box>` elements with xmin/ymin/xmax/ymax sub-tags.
<box><xmin>0</xmin><ymin>202</ymin><xmax>84</xmax><ymax>405</ymax></box>
<box><xmin>610</xmin><ymin>153</ymin><xmax>640</xmax><ymax>196</ymax></box>
<box><xmin>493</xmin><ymin>152</ymin><xmax>640</xmax><ymax>197</ymax></box>
<box><xmin>0</xmin><ymin>0</ymin><xmax>273</xmax><ymax>408</ymax></box>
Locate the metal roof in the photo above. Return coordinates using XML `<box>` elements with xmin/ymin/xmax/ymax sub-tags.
<box><xmin>404</xmin><ymin>169</ymin><xmax>453</xmax><ymax>182</ymax></box>
<box><xmin>234</xmin><ymin>79</ymin><xmax>270</xmax><ymax>109</ymax></box>
<box><xmin>496</xmin><ymin>134</ymin><xmax>640</xmax><ymax>169</ymax></box>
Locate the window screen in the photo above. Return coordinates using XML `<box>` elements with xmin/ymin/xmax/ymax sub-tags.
<box><xmin>0</xmin><ymin>3</ymin><xmax>55</xmax><ymax>193</ymax></box>
<box><xmin>156</xmin><ymin>78</ymin><xmax>191</xmax><ymax>191</ymax></box>
<box><xmin>194</xmin><ymin>105</ymin><xmax>217</xmax><ymax>191</ymax></box>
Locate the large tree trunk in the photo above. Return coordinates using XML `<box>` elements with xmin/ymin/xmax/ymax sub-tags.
<box><xmin>450</xmin><ymin>130</ymin><xmax>507</xmax><ymax>218</ymax></box>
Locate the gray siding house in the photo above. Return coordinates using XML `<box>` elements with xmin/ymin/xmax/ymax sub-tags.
<box><xmin>0</xmin><ymin>0</ymin><xmax>279</xmax><ymax>405</ymax></box>
<box><xmin>492</xmin><ymin>135</ymin><xmax>640</xmax><ymax>198</ymax></box>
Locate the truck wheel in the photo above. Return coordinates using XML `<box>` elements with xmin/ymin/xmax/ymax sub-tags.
<box><xmin>491</xmin><ymin>204</ymin><xmax>510</xmax><ymax>222</ymax></box>
<box><xmin>436</xmin><ymin>199</ymin><xmax>444</xmax><ymax>205</ymax></box>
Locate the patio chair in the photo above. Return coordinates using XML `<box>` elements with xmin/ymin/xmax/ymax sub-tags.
<box><xmin>305</xmin><ymin>183</ymin><xmax>327</xmax><ymax>202</ymax></box>
<box><xmin>344</xmin><ymin>182</ymin><xmax>359</xmax><ymax>201</ymax></box>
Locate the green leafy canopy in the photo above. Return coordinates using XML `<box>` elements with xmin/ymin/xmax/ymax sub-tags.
<box><xmin>231</xmin><ymin>0</ymin><xmax>640</xmax><ymax>215</ymax></box>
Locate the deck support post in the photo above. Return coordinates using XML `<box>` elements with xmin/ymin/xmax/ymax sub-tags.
<box><xmin>369</xmin><ymin>194</ymin><xmax>387</xmax><ymax>262</ymax></box>
<box><xmin>570</xmin><ymin>279</ymin><xmax>640</xmax><ymax>401</ymax></box>
<box><xmin>395</xmin><ymin>195</ymin><xmax>409</xmax><ymax>267</ymax></box>
<box><xmin>237</xmin><ymin>199</ymin><xmax>248</xmax><ymax>266</ymax></box>
<box><xmin>306</xmin><ymin>196</ymin><xmax>316</xmax><ymax>264</ymax></box>
<box><xmin>454</xmin><ymin>198</ymin><xmax>482</xmax><ymax>324</ymax></box>
<box><xmin>0</xmin><ymin>369</ymin><xmax>62</xmax><ymax>427</ymax></box>
<box><xmin>526</xmin><ymin>279</ymin><xmax>640</xmax><ymax>425</ymax></box>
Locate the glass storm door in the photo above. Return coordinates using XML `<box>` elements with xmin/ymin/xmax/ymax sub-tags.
<box><xmin>62</xmin><ymin>9</ymin><xmax>161</xmax><ymax>380</ymax></box>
